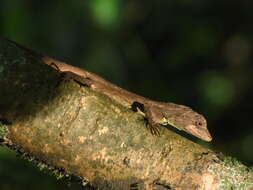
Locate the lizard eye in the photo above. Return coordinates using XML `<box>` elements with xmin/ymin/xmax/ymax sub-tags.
<box><xmin>195</xmin><ymin>121</ymin><xmax>202</xmax><ymax>127</ymax></box>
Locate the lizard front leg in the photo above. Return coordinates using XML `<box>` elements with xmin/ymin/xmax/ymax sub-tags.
<box><xmin>143</xmin><ymin>105</ymin><xmax>161</xmax><ymax>136</ymax></box>
<box><xmin>132</xmin><ymin>102</ymin><xmax>161</xmax><ymax>136</ymax></box>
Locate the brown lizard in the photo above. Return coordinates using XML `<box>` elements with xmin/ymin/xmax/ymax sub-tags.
<box><xmin>42</xmin><ymin>56</ymin><xmax>212</xmax><ymax>142</ymax></box>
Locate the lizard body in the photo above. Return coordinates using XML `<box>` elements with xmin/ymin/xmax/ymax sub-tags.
<box><xmin>43</xmin><ymin>56</ymin><xmax>212</xmax><ymax>142</ymax></box>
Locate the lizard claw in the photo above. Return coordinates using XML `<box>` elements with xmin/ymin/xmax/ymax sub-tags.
<box><xmin>149</xmin><ymin>124</ymin><xmax>160</xmax><ymax>136</ymax></box>
<box><xmin>144</xmin><ymin>119</ymin><xmax>160</xmax><ymax>136</ymax></box>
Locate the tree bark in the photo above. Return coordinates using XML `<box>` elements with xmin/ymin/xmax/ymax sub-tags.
<box><xmin>0</xmin><ymin>37</ymin><xmax>252</xmax><ymax>190</ymax></box>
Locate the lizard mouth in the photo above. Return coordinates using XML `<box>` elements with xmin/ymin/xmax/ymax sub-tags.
<box><xmin>185</xmin><ymin>125</ymin><xmax>212</xmax><ymax>142</ymax></box>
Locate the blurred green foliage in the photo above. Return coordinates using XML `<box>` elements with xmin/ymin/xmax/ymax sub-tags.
<box><xmin>89</xmin><ymin>0</ymin><xmax>121</xmax><ymax>28</ymax></box>
<box><xmin>0</xmin><ymin>0</ymin><xmax>253</xmax><ymax>189</ymax></box>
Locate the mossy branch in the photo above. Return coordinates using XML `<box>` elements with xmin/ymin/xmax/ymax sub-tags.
<box><xmin>0</xmin><ymin>37</ymin><xmax>252</xmax><ymax>190</ymax></box>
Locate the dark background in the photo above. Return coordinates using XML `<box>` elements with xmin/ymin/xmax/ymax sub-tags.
<box><xmin>0</xmin><ymin>0</ymin><xmax>253</xmax><ymax>189</ymax></box>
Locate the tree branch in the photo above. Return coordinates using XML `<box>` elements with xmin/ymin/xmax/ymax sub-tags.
<box><xmin>0</xmin><ymin>37</ymin><xmax>252</xmax><ymax>190</ymax></box>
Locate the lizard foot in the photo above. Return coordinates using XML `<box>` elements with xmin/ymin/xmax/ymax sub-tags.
<box><xmin>143</xmin><ymin>117</ymin><xmax>160</xmax><ymax>136</ymax></box>
<box><xmin>147</xmin><ymin>122</ymin><xmax>160</xmax><ymax>136</ymax></box>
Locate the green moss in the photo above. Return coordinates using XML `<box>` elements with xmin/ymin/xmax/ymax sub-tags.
<box><xmin>209</xmin><ymin>156</ymin><xmax>253</xmax><ymax>190</ymax></box>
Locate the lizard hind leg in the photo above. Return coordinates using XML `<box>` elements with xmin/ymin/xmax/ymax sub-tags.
<box><xmin>60</xmin><ymin>71</ymin><xmax>93</xmax><ymax>87</ymax></box>
<box><xmin>49</xmin><ymin>61</ymin><xmax>61</xmax><ymax>71</ymax></box>
<box><xmin>47</xmin><ymin>62</ymin><xmax>76</xmax><ymax>87</ymax></box>
<box><xmin>47</xmin><ymin>61</ymin><xmax>93</xmax><ymax>87</ymax></box>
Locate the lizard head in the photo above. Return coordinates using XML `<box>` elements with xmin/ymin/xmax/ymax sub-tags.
<box><xmin>158</xmin><ymin>103</ymin><xmax>212</xmax><ymax>142</ymax></box>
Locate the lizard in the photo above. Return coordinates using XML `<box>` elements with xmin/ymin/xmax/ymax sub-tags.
<box><xmin>42</xmin><ymin>56</ymin><xmax>212</xmax><ymax>142</ymax></box>
<box><xmin>5</xmin><ymin>38</ymin><xmax>212</xmax><ymax>141</ymax></box>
